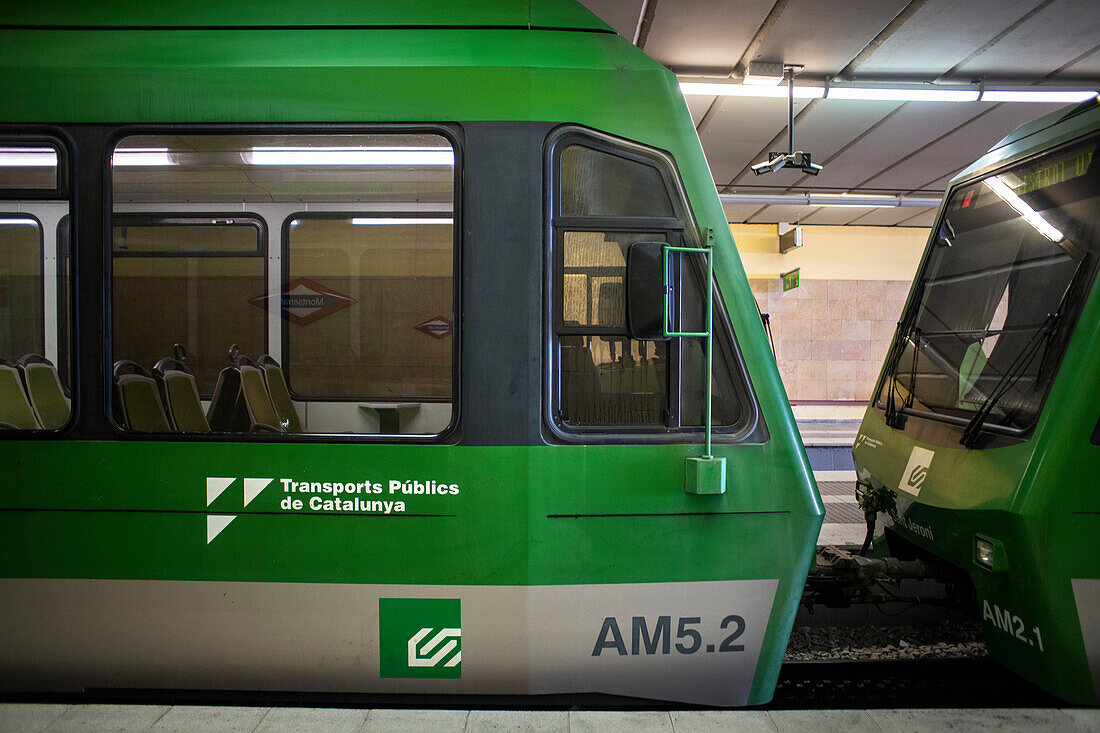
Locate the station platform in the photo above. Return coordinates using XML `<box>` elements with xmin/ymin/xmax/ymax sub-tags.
<box><xmin>815</xmin><ymin>470</ymin><xmax>864</xmax><ymax>546</ymax></box>
<box><xmin>2</xmin><ymin>703</ymin><xmax>1096</xmax><ymax>731</ymax></box>
<box><xmin>792</xmin><ymin>403</ymin><xmax>866</xmax><ymax>546</ymax></box>
<box><xmin>793</xmin><ymin>403</ymin><xmax>864</xmax><ymax>474</ymax></box>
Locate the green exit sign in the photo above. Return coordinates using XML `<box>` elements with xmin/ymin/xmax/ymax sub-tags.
<box><xmin>781</xmin><ymin>268</ymin><xmax>800</xmax><ymax>292</ymax></box>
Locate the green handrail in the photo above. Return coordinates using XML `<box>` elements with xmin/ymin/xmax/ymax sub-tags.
<box><xmin>662</xmin><ymin>228</ymin><xmax>715</xmax><ymax>458</ymax></box>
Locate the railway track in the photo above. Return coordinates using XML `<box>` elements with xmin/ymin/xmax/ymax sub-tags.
<box><xmin>769</xmin><ymin>658</ymin><xmax>1067</xmax><ymax>710</ymax></box>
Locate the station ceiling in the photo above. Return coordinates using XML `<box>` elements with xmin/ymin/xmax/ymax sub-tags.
<box><xmin>580</xmin><ymin>0</ymin><xmax>1100</xmax><ymax>226</ymax></box>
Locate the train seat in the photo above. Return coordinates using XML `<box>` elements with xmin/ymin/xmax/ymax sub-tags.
<box><xmin>206</xmin><ymin>345</ymin><xmax>249</xmax><ymax>432</ymax></box>
<box><xmin>559</xmin><ymin>335</ymin><xmax>602</xmax><ymax>425</ymax></box>
<box><xmin>238</xmin><ymin>363</ymin><xmax>285</xmax><ymax>432</ymax></box>
<box><xmin>112</xmin><ymin>361</ymin><xmax>172</xmax><ymax>432</ymax></box>
<box><xmin>17</xmin><ymin>355</ymin><xmax>69</xmax><ymax>430</ymax></box>
<box><xmin>153</xmin><ymin>357</ymin><xmax>210</xmax><ymax>433</ymax></box>
<box><xmin>257</xmin><ymin>355</ymin><xmax>302</xmax><ymax>432</ymax></box>
<box><xmin>0</xmin><ymin>358</ymin><xmax>42</xmax><ymax>430</ymax></box>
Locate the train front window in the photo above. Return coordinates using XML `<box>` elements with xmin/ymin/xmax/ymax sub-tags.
<box><xmin>879</xmin><ymin>137</ymin><xmax>1099</xmax><ymax>437</ymax></box>
<box><xmin>0</xmin><ymin>143</ymin><xmax>71</xmax><ymax>432</ymax></box>
<box><xmin>549</xmin><ymin>132</ymin><xmax>748</xmax><ymax>435</ymax></box>
<box><xmin>560</xmin><ymin>230</ymin><xmax>671</xmax><ymax>426</ymax></box>
<box><xmin>110</xmin><ymin>132</ymin><xmax>456</xmax><ymax>437</ymax></box>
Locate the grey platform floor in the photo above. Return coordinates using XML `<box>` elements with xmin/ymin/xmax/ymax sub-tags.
<box><xmin>797</xmin><ymin>419</ymin><xmax>863</xmax><ymax>447</ymax></box>
<box><xmin>3</xmin><ymin>704</ymin><xmax>1097</xmax><ymax>732</ymax></box>
<box><xmin>813</xmin><ymin>471</ymin><xmax>864</xmax><ymax>545</ymax></box>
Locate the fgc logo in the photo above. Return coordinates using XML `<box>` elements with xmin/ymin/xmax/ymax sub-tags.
<box><xmin>379</xmin><ymin>598</ymin><xmax>462</xmax><ymax>679</ymax></box>
<box><xmin>901</xmin><ymin>447</ymin><xmax>935</xmax><ymax>495</ymax></box>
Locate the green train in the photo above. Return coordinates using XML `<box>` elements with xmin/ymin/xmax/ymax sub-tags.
<box><xmin>0</xmin><ymin>1</ymin><xmax>821</xmax><ymax>706</ymax></box>
<box><xmin>855</xmin><ymin>99</ymin><xmax>1100</xmax><ymax>704</ymax></box>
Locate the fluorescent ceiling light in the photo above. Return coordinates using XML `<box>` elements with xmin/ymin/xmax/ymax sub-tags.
<box><xmin>678</xmin><ymin>82</ymin><xmax>824</xmax><ymax>99</ymax></box>
<box><xmin>813</xmin><ymin>194</ymin><xmax>899</xmax><ymax>207</ymax></box>
<box><xmin>743</xmin><ymin>74</ymin><xmax>784</xmax><ymax>86</ymax></box>
<box><xmin>828</xmin><ymin>86</ymin><xmax>979</xmax><ymax>102</ymax></box>
<box><xmin>249</xmin><ymin>147</ymin><xmax>454</xmax><ymax>166</ymax></box>
<box><xmin>349</xmin><ymin>217</ymin><xmax>454</xmax><ymax>225</ymax></box>
<box><xmin>0</xmin><ymin>217</ymin><xmax>38</xmax><ymax>226</ymax></box>
<box><xmin>982</xmin><ymin>90</ymin><xmax>1098</xmax><ymax>103</ymax></box>
<box><xmin>985</xmin><ymin>176</ymin><xmax>1063</xmax><ymax>242</ymax></box>
<box><xmin>113</xmin><ymin>148</ymin><xmax>173</xmax><ymax>166</ymax></box>
<box><xmin>814</xmin><ymin>203</ymin><xmax>893</xmax><ymax>208</ymax></box>
<box><xmin>679</xmin><ymin>80</ymin><xmax>1097</xmax><ymax>104</ymax></box>
<box><xmin>0</xmin><ymin>147</ymin><xmax>57</xmax><ymax>167</ymax></box>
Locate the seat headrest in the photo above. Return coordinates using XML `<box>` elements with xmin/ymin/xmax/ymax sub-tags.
<box><xmin>113</xmin><ymin>360</ymin><xmax>151</xmax><ymax>379</ymax></box>
<box><xmin>153</xmin><ymin>357</ymin><xmax>192</xmax><ymax>377</ymax></box>
<box><xmin>17</xmin><ymin>354</ymin><xmax>53</xmax><ymax>368</ymax></box>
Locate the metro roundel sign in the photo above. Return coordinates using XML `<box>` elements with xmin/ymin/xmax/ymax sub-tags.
<box><xmin>251</xmin><ymin>278</ymin><xmax>358</xmax><ymax>326</ymax></box>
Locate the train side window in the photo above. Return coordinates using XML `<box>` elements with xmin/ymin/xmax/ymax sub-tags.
<box><xmin>548</xmin><ymin>131</ymin><xmax>750</xmax><ymax>437</ymax></box>
<box><xmin>56</xmin><ymin>216</ymin><xmax>72</xmax><ymax>393</ymax></box>
<box><xmin>112</xmin><ymin>216</ymin><xmax>267</xmax><ymax>396</ymax></box>
<box><xmin>282</xmin><ymin>215</ymin><xmax>454</xmax><ymax>418</ymax></box>
<box><xmin>110</xmin><ymin>132</ymin><xmax>456</xmax><ymax>437</ymax></box>
<box><xmin>0</xmin><ymin>142</ymin><xmax>72</xmax><ymax>433</ymax></box>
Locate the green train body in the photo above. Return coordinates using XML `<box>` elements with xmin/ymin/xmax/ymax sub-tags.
<box><xmin>855</xmin><ymin>100</ymin><xmax>1100</xmax><ymax>704</ymax></box>
<box><xmin>0</xmin><ymin>1</ymin><xmax>821</xmax><ymax>706</ymax></box>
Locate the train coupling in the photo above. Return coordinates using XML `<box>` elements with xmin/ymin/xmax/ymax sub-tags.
<box><xmin>803</xmin><ymin>545</ymin><xmax>937</xmax><ymax>610</ymax></box>
<box><xmin>815</xmin><ymin>545</ymin><xmax>928</xmax><ymax>583</ymax></box>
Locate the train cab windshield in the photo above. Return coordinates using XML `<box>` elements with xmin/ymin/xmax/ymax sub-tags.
<box><xmin>878</xmin><ymin>135</ymin><xmax>1099</xmax><ymax>441</ymax></box>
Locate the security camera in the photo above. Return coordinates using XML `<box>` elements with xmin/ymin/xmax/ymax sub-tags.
<box><xmin>751</xmin><ymin>151</ymin><xmax>823</xmax><ymax>176</ymax></box>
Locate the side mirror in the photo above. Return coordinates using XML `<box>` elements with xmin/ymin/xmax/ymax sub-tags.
<box><xmin>626</xmin><ymin>241</ymin><xmax>671</xmax><ymax>340</ymax></box>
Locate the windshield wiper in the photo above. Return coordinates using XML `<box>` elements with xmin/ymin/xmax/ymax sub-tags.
<box><xmin>958</xmin><ymin>312</ymin><xmax>1057</xmax><ymax>447</ymax></box>
<box><xmin>884</xmin><ymin>323</ymin><xmax>921</xmax><ymax>429</ymax></box>
<box><xmin>959</xmin><ymin>258</ymin><xmax>1086</xmax><ymax>447</ymax></box>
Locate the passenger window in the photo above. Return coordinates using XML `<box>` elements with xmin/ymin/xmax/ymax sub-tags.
<box><xmin>112</xmin><ymin>217</ymin><xmax>266</xmax><ymax>395</ymax></box>
<box><xmin>0</xmin><ymin>143</ymin><xmax>72</xmax><ymax>432</ymax></box>
<box><xmin>110</xmin><ymin>132</ymin><xmax>456</xmax><ymax>437</ymax></box>
<box><xmin>284</xmin><ymin>215</ymin><xmax>453</xmax><ymax>407</ymax></box>
<box><xmin>549</xmin><ymin>133</ymin><xmax>748</xmax><ymax>435</ymax></box>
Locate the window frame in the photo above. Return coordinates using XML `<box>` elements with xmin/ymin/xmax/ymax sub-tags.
<box><xmin>103</xmin><ymin>123</ymin><xmax>463</xmax><ymax>443</ymax></box>
<box><xmin>112</xmin><ymin>213</ymin><xmax>266</xmax><ymax>258</ymax></box>
<box><xmin>280</xmin><ymin>210</ymin><xmax>457</xmax><ymax>405</ymax></box>
<box><xmin>0</xmin><ymin>137</ymin><xmax>67</xmax><ymax>200</ymax></box>
<box><xmin>56</xmin><ymin>215</ymin><xmax>72</xmax><ymax>396</ymax></box>
<box><xmin>109</xmin><ymin>212</ymin><xmax>269</xmax><ymax>402</ymax></box>
<box><xmin>0</xmin><ymin>210</ymin><xmax>46</xmax><ymax>357</ymax></box>
<box><xmin>543</xmin><ymin>126</ymin><xmax>760</xmax><ymax>444</ymax></box>
<box><xmin>873</xmin><ymin>131</ymin><xmax>1100</xmax><ymax>442</ymax></box>
<box><xmin>0</xmin><ymin>130</ymin><xmax>75</xmax><ymax>438</ymax></box>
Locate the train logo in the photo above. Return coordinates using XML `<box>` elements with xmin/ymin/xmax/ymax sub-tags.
<box><xmin>900</xmin><ymin>447</ymin><xmax>935</xmax><ymax>496</ymax></box>
<box><xmin>379</xmin><ymin>598</ymin><xmax>462</xmax><ymax>679</ymax></box>
<box><xmin>205</xmin><ymin>476</ymin><xmax>274</xmax><ymax>543</ymax></box>
<box><xmin>408</xmin><ymin>628</ymin><xmax>462</xmax><ymax>668</ymax></box>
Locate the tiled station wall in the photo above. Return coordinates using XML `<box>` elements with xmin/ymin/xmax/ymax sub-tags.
<box><xmin>733</xmin><ymin>224</ymin><xmax>929</xmax><ymax>403</ymax></box>
<box><xmin>750</xmin><ymin>277</ymin><xmax>911</xmax><ymax>401</ymax></box>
